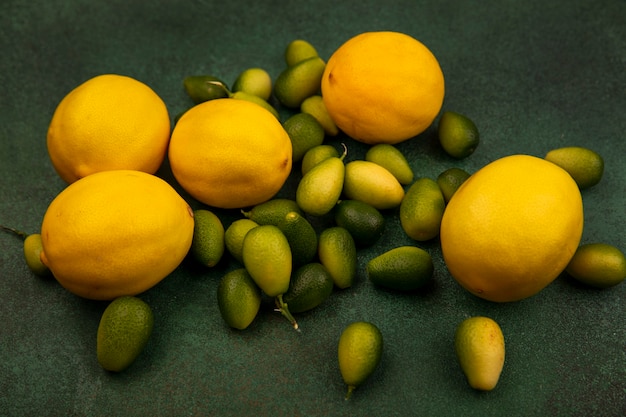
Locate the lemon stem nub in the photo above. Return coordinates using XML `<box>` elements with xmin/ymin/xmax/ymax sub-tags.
<box><xmin>345</xmin><ymin>385</ymin><xmax>355</xmax><ymax>400</ymax></box>
<box><xmin>0</xmin><ymin>225</ymin><xmax>28</xmax><ymax>240</ymax></box>
<box><xmin>275</xmin><ymin>294</ymin><xmax>300</xmax><ymax>331</ymax></box>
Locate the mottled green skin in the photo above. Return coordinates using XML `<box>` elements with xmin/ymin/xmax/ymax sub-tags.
<box><xmin>97</xmin><ymin>296</ymin><xmax>154</xmax><ymax>372</ymax></box>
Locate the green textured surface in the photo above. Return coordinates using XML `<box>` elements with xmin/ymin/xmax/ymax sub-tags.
<box><xmin>1</xmin><ymin>0</ymin><xmax>625</xmax><ymax>416</ymax></box>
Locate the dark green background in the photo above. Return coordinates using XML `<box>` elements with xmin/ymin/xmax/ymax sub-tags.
<box><xmin>1</xmin><ymin>0</ymin><xmax>624</xmax><ymax>416</ymax></box>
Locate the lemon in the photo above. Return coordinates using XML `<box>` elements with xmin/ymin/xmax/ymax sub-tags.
<box><xmin>168</xmin><ymin>99</ymin><xmax>292</xmax><ymax>209</ymax></box>
<box><xmin>242</xmin><ymin>198</ymin><xmax>303</xmax><ymax>226</ymax></box>
<box><xmin>285</xmin><ymin>39</ymin><xmax>319</xmax><ymax>66</ymax></box>
<box><xmin>183</xmin><ymin>75</ymin><xmax>230</xmax><ymax>103</ymax></box>
<box><xmin>343</xmin><ymin>160</ymin><xmax>405</xmax><ymax>210</ymax></box>
<box><xmin>321</xmin><ymin>31</ymin><xmax>445</xmax><ymax>144</ymax></box>
<box><xmin>97</xmin><ymin>296</ymin><xmax>154</xmax><ymax>372</ymax></box>
<box><xmin>296</xmin><ymin>145</ymin><xmax>346</xmax><ymax>216</ymax></box>
<box><xmin>436</xmin><ymin>167</ymin><xmax>471</xmax><ymax>203</ymax></box>
<box><xmin>229</xmin><ymin>91</ymin><xmax>280</xmax><ymax>119</ymax></box>
<box><xmin>365</xmin><ymin>144</ymin><xmax>414</xmax><ymax>185</ymax></box>
<box><xmin>399</xmin><ymin>178</ymin><xmax>446</xmax><ymax>241</ymax></box>
<box><xmin>274</xmin><ymin>56</ymin><xmax>326</xmax><ymax>108</ymax></box>
<box><xmin>40</xmin><ymin>170</ymin><xmax>194</xmax><ymax>300</ymax></box>
<box><xmin>338</xmin><ymin>321</ymin><xmax>383</xmax><ymax>399</ymax></box>
<box><xmin>242</xmin><ymin>225</ymin><xmax>298</xmax><ymax>330</ymax></box>
<box><xmin>283</xmin><ymin>112</ymin><xmax>325</xmax><ymax>162</ymax></box>
<box><xmin>282</xmin><ymin>263</ymin><xmax>334</xmax><ymax>313</ymax></box>
<box><xmin>454</xmin><ymin>316</ymin><xmax>505</xmax><ymax>391</ymax></box>
<box><xmin>232</xmin><ymin>67</ymin><xmax>272</xmax><ymax>101</ymax></box>
<box><xmin>47</xmin><ymin>74</ymin><xmax>171</xmax><ymax>184</ymax></box>
<box><xmin>367</xmin><ymin>246</ymin><xmax>434</xmax><ymax>291</ymax></box>
<box><xmin>301</xmin><ymin>144</ymin><xmax>340</xmax><ymax>176</ymax></box>
<box><xmin>276</xmin><ymin>211</ymin><xmax>318</xmax><ymax>267</ymax></box>
<box><xmin>544</xmin><ymin>146</ymin><xmax>604</xmax><ymax>189</ymax></box>
<box><xmin>437</xmin><ymin>111</ymin><xmax>480</xmax><ymax>159</ymax></box>
<box><xmin>224</xmin><ymin>219</ymin><xmax>259</xmax><ymax>263</ymax></box>
<box><xmin>318</xmin><ymin>227</ymin><xmax>357</xmax><ymax>289</ymax></box>
<box><xmin>565</xmin><ymin>243</ymin><xmax>626</xmax><ymax>288</ymax></box>
<box><xmin>190</xmin><ymin>209</ymin><xmax>225</xmax><ymax>267</ymax></box>
<box><xmin>300</xmin><ymin>95</ymin><xmax>339</xmax><ymax>136</ymax></box>
<box><xmin>217</xmin><ymin>268</ymin><xmax>262</xmax><ymax>330</ymax></box>
<box><xmin>334</xmin><ymin>199</ymin><xmax>385</xmax><ymax>247</ymax></box>
<box><xmin>440</xmin><ymin>155</ymin><xmax>584</xmax><ymax>302</ymax></box>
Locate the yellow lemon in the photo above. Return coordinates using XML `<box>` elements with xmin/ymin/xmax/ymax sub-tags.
<box><xmin>168</xmin><ymin>99</ymin><xmax>292</xmax><ymax>209</ymax></box>
<box><xmin>440</xmin><ymin>155</ymin><xmax>584</xmax><ymax>302</ymax></box>
<box><xmin>47</xmin><ymin>74</ymin><xmax>170</xmax><ymax>184</ymax></box>
<box><xmin>321</xmin><ymin>31</ymin><xmax>445</xmax><ymax>144</ymax></box>
<box><xmin>40</xmin><ymin>170</ymin><xmax>194</xmax><ymax>300</ymax></box>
